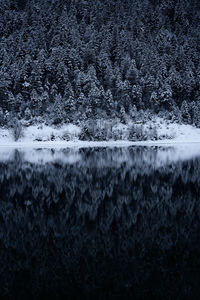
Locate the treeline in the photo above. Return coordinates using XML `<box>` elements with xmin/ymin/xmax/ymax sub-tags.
<box><xmin>0</xmin><ymin>0</ymin><xmax>200</xmax><ymax>126</ymax></box>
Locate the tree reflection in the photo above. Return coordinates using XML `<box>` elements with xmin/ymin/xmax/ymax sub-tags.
<box><xmin>0</xmin><ymin>147</ymin><xmax>200</xmax><ymax>299</ymax></box>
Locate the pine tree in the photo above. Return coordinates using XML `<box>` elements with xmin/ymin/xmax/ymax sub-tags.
<box><xmin>15</xmin><ymin>93</ymin><xmax>24</xmax><ymax>114</ymax></box>
<box><xmin>192</xmin><ymin>101</ymin><xmax>200</xmax><ymax>127</ymax></box>
<box><xmin>131</xmin><ymin>85</ymin><xmax>143</xmax><ymax>109</ymax></box>
<box><xmin>50</xmin><ymin>84</ymin><xmax>58</xmax><ymax>102</ymax></box>
<box><xmin>51</xmin><ymin>94</ymin><xmax>64</xmax><ymax>125</ymax></box>
<box><xmin>105</xmin><ymin>89</ymin><xmax>114</xmax><ymax>116</ymax></box>
<box><xmin>56</xmin><ymin>61</ymin><xmax>69</xmax><ymax>93</ymax></box>
<box><xmin>30</xmin><ymin>89</ymin><xmax>40</xmax><ymax>116</ymax></box>
<box><xmin>159</xmin><ymin>84</ymin><xmax>173</xmax><ymax>110</ymax></box>
<box><xmin>65</xmin><ymin>95</ymin><xmax>76</xmax><ymax>117</ymax></box>
<box><xmin>190</xmin><ymin>101</ymin><xmax>197</xmax><ymax>125</ymax></box>
<box><xmin>63</xmin><ymin>82</ymin><xmax>74</xmax><ymax>100</ymax></box>
<box><xmin>30</xmin><ymin>63</ymin><xmax>43</xmax><ymax>94</ymax></box>
<box><xmin>120</xmin><ymin>106</ymin><xmax>126</xmax><ymax>124</ymax></box>
<box><xmin>104</xmin><ymin>65</ymin><xmax>115</xmax><ymax>90</ymax></box>
<box><xmin>88</xmin><ymin>82</ymin><xmax>101</xmax><ymax>115</ymax></box>
<box><xmin>41</xmin><ymin>91</ymin><xmax>49</xmax><ymax>111</ymax></box>
<box><xmin>181</xmin><ymin>100</ymin><xmax>191</xmax><ymax>124</ymax></box>
<box><xmin>77</xmin><ymin>92</ymin><xmax>86</xmax><ymax>107</ymax></box>
<box><xmin>7</xmin><ymin>92</ymin><xmax>15</xmax><ymax>112</ymax></box>
<box><xmin>0</xmin><ymin>107</ymin><xmax>4</xmax><ymax>126</ymax></box>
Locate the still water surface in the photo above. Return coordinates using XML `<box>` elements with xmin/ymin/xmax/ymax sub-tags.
<box><xmin>0</xmin><ymin>145</ymin><xmax>200</xmax><ymax>299</ymax></box>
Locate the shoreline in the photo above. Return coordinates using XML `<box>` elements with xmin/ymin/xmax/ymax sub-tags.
<box><xmin>1</xmin><ymin>139</ymin><xmax>200</xmax><ymax>149</ymax></box>
<box><xmin>1</xmin><ymin>119</ymin><xmax>200</xmax><ymax>148</ymax></box>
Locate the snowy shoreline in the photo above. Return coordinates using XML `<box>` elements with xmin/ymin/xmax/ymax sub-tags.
<box><xmin>1</xmin><ymin>119</ymin><xmax>200</xmax><ymax>148</ymax></box>
<box><xmin>1</xmin><ymin>139</ymin><xmax>200</xmax><ymax>149</ymax></box>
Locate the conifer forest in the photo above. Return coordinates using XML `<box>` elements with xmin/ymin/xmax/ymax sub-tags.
<box><xmin>0</xmin><ymin>0</ymin><xmax>199</xmax><ymax>127</ymax></box>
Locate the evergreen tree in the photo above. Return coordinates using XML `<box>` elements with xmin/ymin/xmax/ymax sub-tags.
<box><xmin>131</xmin><ymin>85</ymin><xmax>143</xmax><ymax>109</ymax></box>
<box><xmin>50</xmin><ymin>84</ymin><xmax>58</xmax><ymax>102</ymax></box>
<box><xmin>7</xmin><ymin>92</ymin><xmax>15</xmax><ymax>112</ymax></box>
<box><xmin>192</xmin><ymin>101</ymin><xmax>200</xmax><ymax>127</ymax></box>
<box><xmin>15</xmin><ymin>93</ymin><xmax>24</xmax><ymax>114</ymax></box>
<box><xmin>88</xmin><ymin>82</ymin><xmax>101</xmax><ymax>115</ymax></box>
<box><xmin>159</xmin><ymin>84</ymin><xmax>173</xmax><ymax>110</ymax></box>
<box><xmin>181</xmin><ymin>100</ymin><xmax>191</xmax><ymax>124</ymax></box>
<box><xmin>30</xmin><ymin>89</ymin><xmax>39</xmax><ymax>114</ymax></box>
<box><xmin>51</xmin><ymin>94</ymin><xmax>64</xmax><ymax>125</ymax></box>
<box><xmin>105</xmin><ymin>89</ymin><xmax>114</xmax><ymax>116</ymax></box>
<box><xmin>0</xmin><ymin>107</ymin><xmax>4</xmax><ymax>126</ymax></box>
<box><xmin>65</xmin><ymin>95</ymin><xmax>76</xmax><ymax>118</ymax></box>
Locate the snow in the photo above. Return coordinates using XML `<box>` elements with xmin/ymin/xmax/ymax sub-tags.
<box><xmin>1</xmin><ymin>118</ymin><xmax>200</xmax><ymax>166</ymax></box>
<box><xmin>1</xmin><ymin>119</ymin><xmax>200</xmax><ymax>147</ymax></box>
<box><xmin>22</xmin><ymin>123</ymin><xmax>81</xmax><ymax>142</ymax></box>
<box><xmin>156</xmin><ymin>119</ymin><xmax>200</xmax><ymax>142</ymax></box>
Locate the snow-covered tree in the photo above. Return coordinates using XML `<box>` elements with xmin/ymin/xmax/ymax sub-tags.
<box><xmin>50</xmin><ymin>84</ymin><xmax>58</xmax><ymax>102</ymax></box>
<box><xmin>105</xmin><ymin>89</ymin><xmax>114</xmax><ymax>116</ymax></box>
<box><xmin>181</xmin><ymin>100</ymin><xmax>191</xmax><ymax>124</ymax></box>
<box><xmin>30</xmin><ymin>89</ymin><xmax>39</xmax><ymax>114</ymax></box>
<box><xmin>88</xmin><ymin>82</ymin><xmax>101</xmax><ymax>115</ymax></box>
<box><xmin>51</xmin><ymin>94</ymin><xmax>64</xmax><ymax>124</ymax></box>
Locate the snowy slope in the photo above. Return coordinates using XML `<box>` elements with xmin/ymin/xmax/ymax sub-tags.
<box><xmin>156</xmin><ymin>121</ymin><xmax>200</xmax><ymax>142</ymax></box>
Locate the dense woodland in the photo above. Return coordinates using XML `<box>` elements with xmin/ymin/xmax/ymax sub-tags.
<box><xmin>0</xmin><ymin>0</ymin><xmax>200</xmax><ymax>126</ymax></box>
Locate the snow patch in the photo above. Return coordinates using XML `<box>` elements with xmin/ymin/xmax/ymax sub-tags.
<box><xmin>20</xmin><ymin>124</ymin><xmax>81</xmax><ymax>142</ymax></box>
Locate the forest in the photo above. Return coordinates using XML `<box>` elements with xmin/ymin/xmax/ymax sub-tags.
<box><xmin>0</xmin><ymin>0</ymin><xmax>200</xmax><ymax>127</ymax></box>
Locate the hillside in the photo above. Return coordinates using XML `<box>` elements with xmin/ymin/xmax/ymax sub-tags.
<box><xmin>0</xmin><ymin>0</ymin><xmax>200</xmax><ymax>132</ymax></box>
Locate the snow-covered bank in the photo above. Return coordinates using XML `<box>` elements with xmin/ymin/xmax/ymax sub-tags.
<box><xmin>1</xmin><ymin>119</ymin><xmax>200</xmax><ymax>147</ymax></box>
<box><xmin>1</xmin><ymin>140</ymin><xmax>200</xmax><ymax>150</ymax></box>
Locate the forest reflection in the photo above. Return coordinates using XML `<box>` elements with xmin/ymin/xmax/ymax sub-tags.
<box><xmin>0</xmin><ymin>146</ymin><xmax>200</xmax><ymax>299</ymax></box>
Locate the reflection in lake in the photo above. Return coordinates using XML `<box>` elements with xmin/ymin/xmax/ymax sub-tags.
<box><xmin>0</xmin><ymin>146</ymin><xmax>200</xmax><ymax>299</ymax></box>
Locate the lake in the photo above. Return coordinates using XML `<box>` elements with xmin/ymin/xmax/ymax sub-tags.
<box><xmin>0</xmin><ymin>145</ymin><xmax>200</xmax><ymax>299</ymax></box>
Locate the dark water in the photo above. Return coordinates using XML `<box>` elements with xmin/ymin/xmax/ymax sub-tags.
<box><xmin>0</xmin><ymin>146</ymin><xmax>200</xmax><ymax>300</ymax></box>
